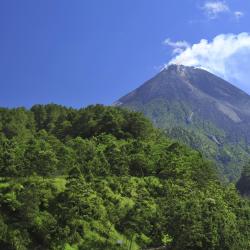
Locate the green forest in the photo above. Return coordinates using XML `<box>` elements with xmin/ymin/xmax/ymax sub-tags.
<box><xmin>0</xmin><ymin>104</ymin><xmax>250</xmax><ymax>250</ymax></box>
<box><xmin>120</xmin><ymin>98</ymin><xmax>250</xmax><ymax>181</ymax></box>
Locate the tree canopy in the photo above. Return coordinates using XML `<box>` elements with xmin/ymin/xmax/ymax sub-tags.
<box><xmin>0</xmin><ymin>104</ymin><xmax>249</xmax><ymax>249</ymax></box>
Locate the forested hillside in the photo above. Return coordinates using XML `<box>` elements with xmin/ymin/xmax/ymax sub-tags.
<box><xmin>116</xmin><ymin>65</ymin><xmax>250</xmax><ymax>180</ymax></box>
<box><xmin>0</xmin><ymin>104</ymin><xmax>250</xmax><ymax>250</ymax></box>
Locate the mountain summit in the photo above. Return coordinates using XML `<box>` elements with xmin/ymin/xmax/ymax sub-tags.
<box><xmin>115</xmin><ymin>64</ymin><xmax>250</xmax><ymax>179</ymax></box>
<box><xmin>117</xmin><ymin>64</ymin><xmax>250</xmax><ymax>128</ymax></box>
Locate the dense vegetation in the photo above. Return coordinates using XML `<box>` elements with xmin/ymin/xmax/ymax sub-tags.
<box><xmin>0</xmin><ymin>104</ymin><xmax>250</xmax><ymax>249</ymax></box>
<box><xmin>237</xmin><ymin>162</ymin><xmax>250</xmax><ymax>196</ymax></box>
<box><xmin>121</xmin><ymin>98</ymin><xmax>250</xmax><ymax>181</ymax></box>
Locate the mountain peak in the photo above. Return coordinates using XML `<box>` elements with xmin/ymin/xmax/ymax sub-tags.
<box><xmin>164</xmin><ymin>64</ymin><xmax>201</xmax><ymax>74</ymax></box>
<box><xmin>165</xmin><ymin>63</ymin><xmax>191</xmax><ymax>71</ymax></box>
<box><xmin>116</xmin><ymin>66</ymin><xmax>250</xmax><ymax>178</ymax></box>
<box><xmin>117</xmin><ymin>63</ymin><xmax>250</xmax><ymax>128</ymax></box>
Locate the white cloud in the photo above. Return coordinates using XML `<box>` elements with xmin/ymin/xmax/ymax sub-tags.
<box><xmin>163</xmin><ymin>39</ymin><xmax>190</xmax><ymax>54</ymax></box>
<box><xmin>234</xmin><ymin>11</ymin><xmax>244</xmax><ymax>19</ymax></box>
<box><xmin>203</xmin><ymin>1</ymin><xmax>230</xmax><ymax>19</ymax></box>
<box><xmin>165</xmin><ymin>33</ymin><xmax>250</xmax><ymax>93</ymax></box>
<box><xmin>201</xmin><ymin>1</ymin><xmax>244</xmax><ymax>20</ymax></box>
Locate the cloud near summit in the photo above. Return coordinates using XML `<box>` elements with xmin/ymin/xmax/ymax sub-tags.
<box><xmin>164</xmin><ymin>33</ymin><xmax>250</xmax><ymax>93</ymax></box>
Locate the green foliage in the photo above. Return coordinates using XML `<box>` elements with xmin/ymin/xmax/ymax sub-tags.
<box><xmin>0</xmin><ymin>104</ymin><xmax>249</xmax><ymax>249</ymax></box>
<box><xmin>236</xmin><ymin>162</ymin><xmax>250</xmax><ymax>196</ymax></box>
<box><xmin>123</xmin><ymin>98</ymin><xmax>250</xmax><ymax>181</ymax></box>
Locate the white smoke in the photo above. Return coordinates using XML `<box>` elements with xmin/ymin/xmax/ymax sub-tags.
<box><xmin>165</xmin><ymin>33</ymin><xmax>250</xmax><ymax>93</ymax></box>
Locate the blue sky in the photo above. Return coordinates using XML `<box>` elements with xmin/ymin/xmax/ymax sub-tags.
<box><xmin>0</xmin><ymin>0</ymin><xmax>249</xmax><ymax>108</ymax></box>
